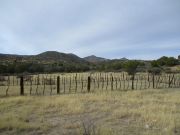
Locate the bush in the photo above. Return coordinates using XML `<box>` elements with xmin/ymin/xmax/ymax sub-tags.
<box><xmin>148</xmin><ymin>67</ymin><xmax>162</xmax><ymax>75</ymax></box>
<box><xmin>123</xmin><ymin>61</ymin><xmax>140</xmax><ymax>75</ymax></box>
<box><xmin>151</xmin><ymin>56</ymin><xmax>179</xmax><ymax>67</ymax></box>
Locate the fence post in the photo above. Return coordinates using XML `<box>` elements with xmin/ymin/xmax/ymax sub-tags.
<box><xmin>57</xmin><ymin>76</ymin><xmax>60</xmax><ymax>94</ymax></box>
<box><xmin>169</xmin><ymin>74</ymin><xmax>175</xmax><ymax>88</ymax></box>
<box><xmin>87</xmin><ymin>76</ymin><xmax>91</xmax><ymax>92</ymax></box>
<box><xmin>168</xmin><ymin>74</ymin><xmax>170</xmax><ymax>88</ymax></box>
<box><xmin>153</xmin><ymin>74</ymin><xmax>155</xmax><ymax>89</ymax></box>
<box><xmin>75</xmin><ymin>75</ymin><xmax>77</xmax><ymax>92</ymax></box>
<box><xmin>111</xmin><ymin>76</ymin><xmax>114</xmax><ymax>90</ymax></box>
<box><xmin>20</xmin><ymin>76</ymin><xmax>24</xmax><ymax>95</ymax></box>
<box><xmin>132</xmin><ymin>74</ymin><xmax>135</xmax><ymax>90</ymax></box>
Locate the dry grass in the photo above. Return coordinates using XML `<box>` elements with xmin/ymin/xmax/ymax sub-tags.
<box><xmin>0</xmin><ymin>88</ymin><xmax>180</xmax><ymax>135</ymax></box>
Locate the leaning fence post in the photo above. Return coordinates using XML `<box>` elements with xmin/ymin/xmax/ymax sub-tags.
<box><xmin>87</xmin><ymin>76</ymin><xmax>91</xmax><ymax>92</ymax></box>
<box><xmin>20</xmin><ymin>76</ymin><xmax>24</xmax><ymax>95</ymax></box>
<box><xmin>169</xmin><ymin>74</ymin><xmax>175</xmax><ymax>88</ymax></box>
<box><xmin>57</xmin><ymin>76</ymin><xmax>60</xmax><ymax>94</ymax></box>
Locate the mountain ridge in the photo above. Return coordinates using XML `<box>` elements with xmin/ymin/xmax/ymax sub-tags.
<box><xmin>0</xmin><ymin>51</ymin><xmax>179</xmax><ymax>63</ymax></box>
<box><xmin>0</xmin><ymin>51</ymin><xmax>87</xmax><ymax>64</ymax></box>
<box><xmin>0</xmin><ymin>51</ymin><xmax>111</xmax><ymax>63</ymax></box>
<box><xmin>84</xmin><ymin>55</ymin><xmax>108</xmax><ymax>63</ymax></box>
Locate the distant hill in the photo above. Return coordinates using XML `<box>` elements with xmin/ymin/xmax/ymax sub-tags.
<box><xmin>112</xmin><ymin>57</ymin><xmax>129</xmax><ymax>61</ymax></box>
<box><xmin>0</xmin><ymin>51</ymin><xmax>179</xmax><ymax>74</ymax></box>
<box><xmin>36</xmin><ymin>51</ymin><xmax>86</xmax><ymax>63</ymax></box>
<box><xmin>84</xmin><ymin>55</ymin><xmax>108</xmax><ymax>63</ymax></box>
<box><xmin>0</xmin><ymin>53</ymin><xmax>31</xmax><ymax>62</ymax></box>
<box><xmin>0</xmin><ymin>51</ymin><xmax>87</xmax><ymax>64</ymax></box>
<box><xmin>119</xmin><ymin>57</ymin><xmax>129</xmax><ymax>61</ymax></box>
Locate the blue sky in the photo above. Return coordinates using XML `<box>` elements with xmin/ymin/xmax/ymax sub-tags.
<box><xmin>0</xmin><ymin>0</ymin><xmax>179</xmax><ymax>60</ymax></box>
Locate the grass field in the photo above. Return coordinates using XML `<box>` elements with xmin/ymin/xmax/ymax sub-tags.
<box><xmin>0</xmin><ymin>88</ymin><xmax>180</xmax><ymax>135</ymax></box>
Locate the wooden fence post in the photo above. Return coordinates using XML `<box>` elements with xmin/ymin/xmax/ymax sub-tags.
<box><xmin>168</xmin><ymin>74</ymin><xmax>171</xmax><ymax>88</ymax></box>
<box><xmin>63</xmin><ymin>77</ymin><xmax>65</xmax><ymax>94</ymax></box>
<box><xmin>20</xmin><ymin>76</ymin><xmax>24</xmax><ymax>95</ymax></box>
<box><xmin>132</xmin><ymin>74</ymin><xmax>135</xmax><ymax>90</ymax></box>
<box><xmin>153</xmin><ymin>74</ymin><xmax>155</xmax><ymax>89</ymax></box>
<box><xmin>87</xmin><ymin>76</ymin><xmax>91</xmax><ymax>92</ymax></box>
<box><xmin>75</xmin><ymin>76</ymin><xmax>77</xmax><ymax>92</ymax></box>
<box><xmin>169</xmin><ymin>74</ymin><xmax>175</xmax><ymax>88</ymax></box>
<box><xmin>111</xmin><ymin>76</ymin><xmax>114</xmax><ymax>90</ymax></box>
<box><xmin>57</xmin><ymin>76</ymin><xmax>60</xmax><ymax>94</ymax></box>
<box><xmin>69</xmin><ymin>77</ymin><xmax>72</xmax><ymax>93</ymax></box>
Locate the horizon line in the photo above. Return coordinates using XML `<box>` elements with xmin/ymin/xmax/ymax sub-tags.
<box><xmin>0</xmin><ymin>50</ymin><xmax>179</xmax><ymax>61</ymax></box>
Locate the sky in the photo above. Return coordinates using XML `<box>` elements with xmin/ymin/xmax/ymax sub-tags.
<box><xmin>0</xmin><ymin>0</ymin><xmax>180</xmax><ymax>60</ymax></box>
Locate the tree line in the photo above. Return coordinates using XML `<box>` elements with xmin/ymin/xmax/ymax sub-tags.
<box><xmin>0</xmin><ymin>56</ymin><xmax>179</xmax><ymax>74</ymax></box>
<box><xmin>0</xmin><ymin>62</ymin><xmax>90</xmax><ymax>74</ymax></box>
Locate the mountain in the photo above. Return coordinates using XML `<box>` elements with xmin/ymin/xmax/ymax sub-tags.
<box><xmin>0</xmin><ymin>51</ymin><xmax>92</xmax><ymax>73</ymax></box>
<box><xmin>36</xmin><ymin>51</ymin><xmax>86</xmax><ymax>63</ymax></box>
<box><xmin>112</xmin><ymin>57</ymin><xmax>129</xmax><ymax>61</ymax></box>
<box><xmin>0</xmin><ymin>53</ymin><xmax>31</xmax><ymax>62</ymax></box>
<box><xmin>119</xmin><ymin>57</ymin><xmax>128</xmax><ymax>61</ymax></box>
<box><xmin>0</xmin><ymin>51</ymin><xmax>87</xmax><ymax>64</ymax></box>
<box><xmin>0</xmin><ymin>52</ymin><xmax>130</xmax><ymax>64</ymax></box>
<box><xmin>84</xmin><ymin>55</ymin><xmax>108</xmax><ymax>63</ymax></box>
<box><xmin>0</xmin><ymin>51</ymin><xmax>179</xmax><ymax>74</ymax></box>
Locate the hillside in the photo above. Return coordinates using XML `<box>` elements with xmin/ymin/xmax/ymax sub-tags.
<box><xmin>0</xmin><ymin>52</ymin><xmax>179</xmax><ymax>74</ymax></box>
<box><xmin>0</xmin><ymin>54</ymin><xmax>31</xmax><ymax>61</ymax></box>
<box><xmin>0</xmin><ymin>51</ymin><xmax>91</xmax><ymax>73</ymax></box>
<box><xmin>36</xmin><ymin>51</ymin><xmax>86</xmax><ymax>64</ymax></box>
<box><xmin>84</xmin><ymin>55</ymin><xmax>108</xmax><ymax>63</ymax></box>
<box><xmin>0</xmin><ymin>51</ymin><xmax>87</xmax><ymax>64</ymax></box>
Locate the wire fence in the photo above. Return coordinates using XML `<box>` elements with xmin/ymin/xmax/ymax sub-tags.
<box><xmin>0</xmin><ymin>72</ymin><xmax>180</xmax><ymax>96</ymax></box>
